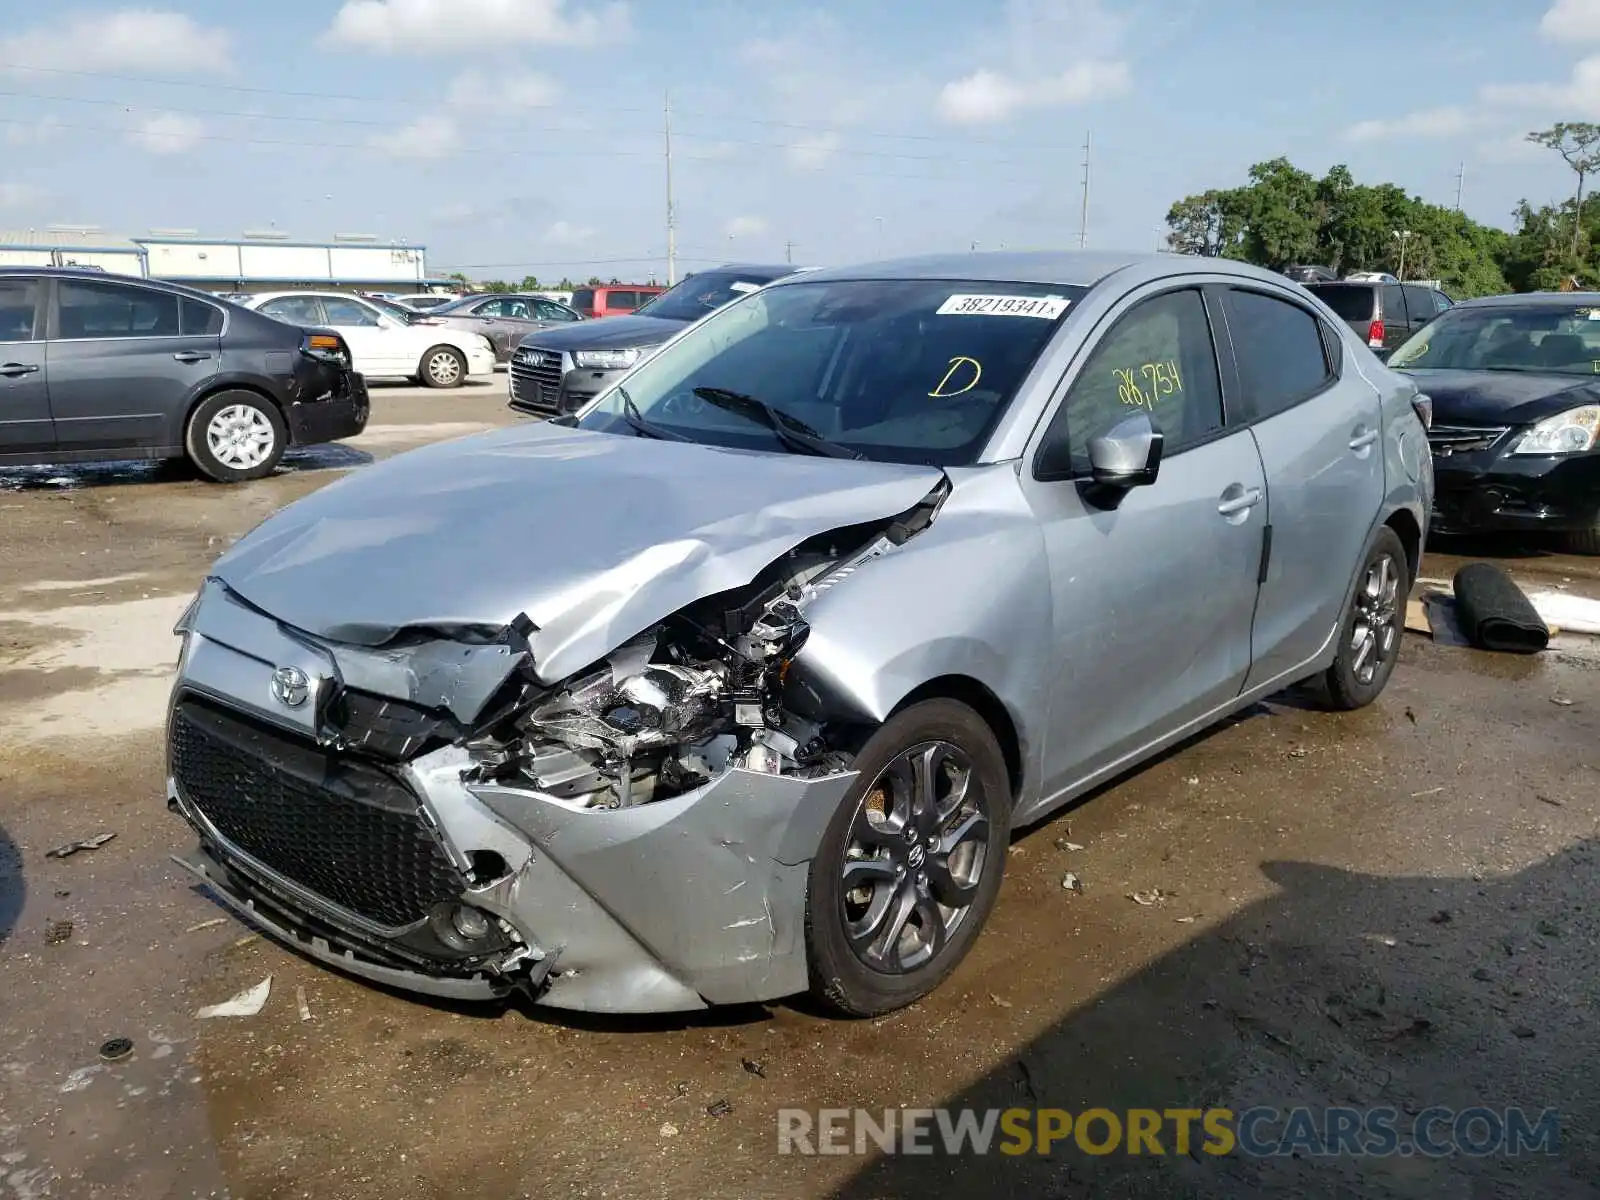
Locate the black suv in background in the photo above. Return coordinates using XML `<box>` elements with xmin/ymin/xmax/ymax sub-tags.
<box><xmin>508</xmin><ymin>264</ymin><xmax>801</xmax><ymax>416</ymax></box>
<box><xmin>0</xmin><ymin>269</ymin><xmax>368</xmax><ymax>482</ymax></box>
<box><xmin>1305</xmin><ymin>280</ymin><xmax>1454</xmax><ymax>359</ymax></box>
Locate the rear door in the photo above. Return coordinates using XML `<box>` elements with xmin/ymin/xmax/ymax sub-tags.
<box><xmin>318</xmin><ymin>295</ymin><xmax>407</xmax><ymax>375</ymax></box>
<box><xmin>1220</xmin><ymin>286</ymin><xmax>1385</xmax><ymax>691</ymax></box>
<box><xmin>47</xmin><ymin>277</ymin><xmax>219</xmax><ymax>451</ymax></box>
<box><xmin>1403</xmin><ymin>285</ymin><xmax>1439</xmax><ymax>337</ymax></box>
<box><xmin>1380</xmin><ymin>284</ymin><xmax>1410</xmax><ymax>354</ymax></box>
<box><xmin>0</xmin><ymin>275</ymin><xmax>52</xmax><ymax>453</ymax></box>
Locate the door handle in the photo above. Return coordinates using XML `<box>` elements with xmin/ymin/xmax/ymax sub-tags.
<box><xmin>172</xmin><ymin>351</ymin><xmax>212</xmax><ymax>363</ymax></box>
<box><xmin>1349</xmin><ymin>427</ymin><xmax>1379</xmax><ymax>450</ymax></box>
<box><xmin>1217</xmin><ymin>486</ymin><xmax>1263</xmax><ymax>516</ymax></box>
<box><xmin>0</xmin><ymin>362</ymin><xmax>40</xmax><ymax>377</ymax></box>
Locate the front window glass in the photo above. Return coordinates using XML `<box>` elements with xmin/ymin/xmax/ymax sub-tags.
<box><xmin>636</xmin><ymin>271</ymin><xmax>781</xmax><ymax>321</ymax></box>
<box><xmin>1389</xmin><ymin>304</ymin><xmax>1600</xmax><ymax>375</ymax></box>
<box><xmin>575</xmin><ymin>278</ymin><xmax>1086</xmax><ymax>466</ymax></box>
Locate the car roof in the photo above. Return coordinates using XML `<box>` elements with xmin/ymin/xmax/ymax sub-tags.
<box><xmin>783</xmin><ymin>250</ymin><xmax>1291</xmax><ymax>289</ymax></box>
<box><xmin>1453</xmin><ymin>291</ymin><xmax>1600</xmax><ymax>309</ymax></box>
<box><xmin>0</xmin><ymin>265</ymin><xmax>238</xmax><ymax>305</ymax></box>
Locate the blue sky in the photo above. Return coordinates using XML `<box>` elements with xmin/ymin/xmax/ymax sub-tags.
<box><xmin>1</xmin><ymin>0</ymin><xmax>1599</xmax><ymax>281</ymax></box>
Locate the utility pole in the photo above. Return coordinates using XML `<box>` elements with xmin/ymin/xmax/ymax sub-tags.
<box><xmin>1392</xmin><ymin>229</ymin><xmax>1413</xmax><ymax>281</ymax></box>
<box><xmin>1454</xmin><ymin>161</ymin><xmax>1465</xmax><ymax>212</ymax></box>
<box><xmin>784</xmin><ymin>239</ymin><xmax>794</xmax><ymax>264</ymax></box>
<box><xmin>664</xmin><ymin>90</ymin><xmax>677</xmax><ymax>286</ymax></box>
<box><xmin>875</xmin><ymin>216</ymin><xmax>884</xmax><ymax>259</ymax></box>
<box><xmin>1078</xmin><ymin>131</ymin><xmax>1091</xmax><ymax>250</ymax></box>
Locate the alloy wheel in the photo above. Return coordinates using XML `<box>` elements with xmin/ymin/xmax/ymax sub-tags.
<box><xmin>427</xmin><ymin>350</ymin><xmax>462</xmax><ymax>386</ymax></box>
<box><xmin>840</xmin><ymin>740</ymin><xmax>992</xmax><ymax>974</ymax></box>
<box><xmin>205</xmin><ymin>404</ymin><xmax>275</xmax><ymax>470</ymax></box>
<box><xmin>1351</xmin><ymin>552</ymin><xmax>1400</xmax><ymax>685</ymax></box>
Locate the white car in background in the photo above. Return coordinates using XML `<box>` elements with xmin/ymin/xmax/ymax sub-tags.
<box><xmin>241</xmin><ymin>291</ymin><xmax>495</xmax><ymax>388</ymax></box>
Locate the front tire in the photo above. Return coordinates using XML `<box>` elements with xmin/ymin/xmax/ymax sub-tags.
<box><xmin>806</xmin><ymin>699</ymin><xmax>1012</xmax><ymax>1017</ymax></box>
<box><xmin>419</xmin><ymin>345</ymin><xmax>466</xmax><ymax>389</ymax></box>
<box><xmin>1314</xmin><ymin>526</ymin><xmax>1409</xmax><ymax>710</ymax></box>
<box><xmin>184</xmin><ymin>391</ymin><xmax>286</xmax><ymax>483</ymax></box>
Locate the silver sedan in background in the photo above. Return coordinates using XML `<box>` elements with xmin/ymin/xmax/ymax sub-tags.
<box><xmin>425</xmin><ymin>293</ymin><xmax>585</xmax><ymax>362</ymax></box>
<box><xmin>166</xmin><ymin>252</ymin><xmax>1431</xmax><ymax>1018</ymax></box>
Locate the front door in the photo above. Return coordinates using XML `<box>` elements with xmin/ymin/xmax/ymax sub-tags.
<box><xmin>0</xmin><ymin>275</ymin><xmax>52</xmax><ymax>454</ymax></box>
<box><xmin>1022</xmin><ymin>285</ymin><xmax>1267</xmax><ymax>798</ymax></box>
<box><xmin>47</xmin><ymin>277</ymin><xmax>219</xmax><ymax>451</ymax></box>
<box><xmin>317</xmin><ymin>295</ymin><xmax>405</xmax><ymax>376</ymax></box>
<box><xmin>1220</xmin><ymin>287</ymin><xmax>1387</xmax><ymax>690</ymax></box>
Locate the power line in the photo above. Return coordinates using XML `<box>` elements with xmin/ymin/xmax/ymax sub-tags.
<box><xmin>0</xmin><ymin>61</ymin><xmax>1087</xmax><ymax>153</ymax></box>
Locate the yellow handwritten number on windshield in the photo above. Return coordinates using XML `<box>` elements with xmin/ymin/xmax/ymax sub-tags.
<box><xmin>930</xmin><ymin>356</ymin><xmax>983</xmax><ymax>398</ymax></box>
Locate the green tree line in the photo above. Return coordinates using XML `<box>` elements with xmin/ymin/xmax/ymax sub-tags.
<box><xmin>444</xmin><ymin>272</ymin><xmax>638</xmax><ymax>293</ymax></box>
<box><xmin>1164</xmin><ymin>123</ymin><xmax>1600</xmax><ymax>297</ymax></box>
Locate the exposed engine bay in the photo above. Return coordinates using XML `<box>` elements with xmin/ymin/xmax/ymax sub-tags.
<box><xmin>460</xmin><ymin>485</ymin><xmax>945</xmax><ymax>811</ymax></box>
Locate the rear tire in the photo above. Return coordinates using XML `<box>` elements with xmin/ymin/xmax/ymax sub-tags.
<box><xmin>1314</xmin><ymin>526</ymin><xmax>1409</xmax><ymax>710</ymax></box>
<box><xmin>1564</xmin><ymin>523</ymin><xmax>1600</xmax><ymax>556</ymax></box>
<box><xmin>806</xmin><ymin>699</ymin><xmax>1012</xmax><ymax>1017</ymax></box>
<box><xmin>184</xmin><ymin>391</ymin><xmax>286</xmax><ymax>483</ymax></box>
<box><xmin>420</xmin><ymin>345</ymin><xmax>466</xmax><ymax>389</ymax></box>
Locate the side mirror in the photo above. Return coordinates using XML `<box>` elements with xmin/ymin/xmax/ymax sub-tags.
<box><xmin>1087</xmin><ymin>411</ymin><xmax>1165</xmax><ymax>489</ymax></box>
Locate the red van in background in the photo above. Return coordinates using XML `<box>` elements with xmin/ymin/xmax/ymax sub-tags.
<box><xmin>570</xmin><ymin>284</ymin><xmax>667</xmax><ymax>318</ymax></box>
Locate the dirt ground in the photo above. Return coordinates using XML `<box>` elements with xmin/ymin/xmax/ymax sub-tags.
<box><xmin>1</xmin><ymin>378</ymin><xmax>1596</xmax><ymax>1199</ymax></box>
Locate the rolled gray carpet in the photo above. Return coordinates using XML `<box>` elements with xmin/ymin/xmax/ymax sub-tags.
<box><xmin>1451</xmin><ymin>563</ymin><xmax>1549</xmax><ymax>654</ymax></box>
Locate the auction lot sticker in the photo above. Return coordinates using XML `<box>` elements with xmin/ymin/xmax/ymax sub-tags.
<box><xmin>937</xmin><ymin>294</ymin><xmax>1071</xmax><ymax>319</ymax></box>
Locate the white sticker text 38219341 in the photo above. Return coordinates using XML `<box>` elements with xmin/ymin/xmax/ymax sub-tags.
<box><xmin>935</xmin><ymin>294</ymin><xmax>1071</xmax><ymax>319</ymax></box>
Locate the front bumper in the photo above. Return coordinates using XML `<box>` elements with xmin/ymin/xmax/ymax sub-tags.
<box><xmin>507</xmin><ymin>350</ymin><xmax>630</xmax><ymax>416</ymax></box>
<box><xmin>286</xmin><ymin>374</ymin><xmax>370</xmax><ymax>446</ymax></box>
<box><xmin>165</xmin><ymin>587</ymin><xmax>856</xmax><ymax>1012</ymax></box>
<box><xmin>1430</xmin><ymin>442</ymin><xmax>1600</xmax><ymax>534</ymax></box>
<box><xmin>466</xmin><ymin>347</ymin><xmax>496</xmax><ymax>377</ymax></box>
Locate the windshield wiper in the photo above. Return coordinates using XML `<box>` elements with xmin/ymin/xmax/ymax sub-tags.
<box><xmin>692</xmin><ymin>386</ymin><xmax>863</xmax><ymax>459</ymax></box>
<box><xmin>618</xmin><ymin>386</ymin><xmax>691</xmax><ymax>441</ymax></box>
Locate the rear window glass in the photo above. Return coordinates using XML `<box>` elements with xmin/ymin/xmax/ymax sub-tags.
<box><xmin>605</xmin><ymin>291</ymin><xmax>638</xmax><ymax>310</ymax></box>
<box><xmin>571</xmin><ymin>289</ymin><xmax>595</xmax><ymax>311</ymax></box>
<box><xmin>181</xmin><ymin>297</ymin><xmax>224</xmax><ymax>336</ymax></box>
<box><xmin>1306</xmin><ymin>284</ymin><xmax>1376</xmax><ymax>321</ymax></box>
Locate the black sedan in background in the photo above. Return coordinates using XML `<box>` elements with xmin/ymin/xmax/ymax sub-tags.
<box><xmin>0</xmin><ymin>269</ymin><xmax>367</xmax><ymax>482</ymax></box>
<box><xmin>508</xmin><ymin>264</ymin><xmax>800</xmax><ymax>416</ymax></box>
<box><xmin>1388</xmin><ymin>292</ymin><xmax>1600</xmax><ymax>552</ymax></box>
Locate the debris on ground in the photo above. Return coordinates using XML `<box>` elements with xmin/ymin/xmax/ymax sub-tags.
<box><xmin>1429</xmin><ymin>910</ymin><xmax>1452</xmax><ymax>924</ymax></box>
<box><xmin>1376</xmin><ymin>1017</ymin><xmax>1432</xmax><ymax>1042</ymax></box>
<box><xmin>296</xmin><ymin>986</ymin><xmax>312</xmax><ymax>1022</ymax></box>
<box><xmin>196</xmin><ymin>976</ymin><xmax>271</xmax><ymax>1019</ymax></box>
<box><xmin>185</xmin><ymin>918</ymin><xmax>228</xmax><ymax>933</ymax></box>
<box><xmin>1411</xmin><ymin>786</ymin><xmax>1444</xmax><ymax>798</ymax></box>
<box><xmin>1058</xmin><ymin>841</ymin><xmax>1085</xmax><ymax>853</ymax></box>
<box><xmin>1452</xmin><ymin>564</ymin><xmax>1549</xmax><ymax>653</ymax></box>
<box><xmin>1512</xmin><ymin>1026</ymin><xmax>1537</xmax><ymax>1039</ymax></box>
<box><xmin>230</xmin><ymin>934</ymin><xmax>260</xmax><ymax>951</ymax></box>
<box><xmin>1175</xmin><ymin>915</ymin><xmax>1197</xmax><ymax>924</ymax></box>
<box><xmin>1526</xmin><ymin>589</ymin><xmax>1600</xmax><ymax>636</ymax></box>
<box><xmin>740</xmin><ymin>1056</ymin><xmax>766</xmax><ymax>1079</ymax></box>
<box><xmin>1128</xmin><ymin>888</ymin><xmax>1169</xmax><ymax>907</ymax></box>
<box><xmin>98</xmin><ymin>1038</ymin><xmax>133</xmax><ymax>1062</ymax></box>
<box><xmin>1287</xmin><ymin>748</ymin><xmax>1309</xmax><ymax>759</ymax></box>
<box><xmin>1537</xmin><ymin>794</ymin><xmax>1565</xmax><ymax>807</ymax></box>
<box><xmin>1061</xmin><ymin>871</ymin><xmax>1084</xmax><ymax>894</ymax></box>
<box><xmin>45</xmin><ymin>832</ymin><xmax>116</xmax><ymax>859</ymax></box>
<box><xmin>1551</xmin><ymin>696</ymin><xmax>1575</xmax><ymax>707</ymax></box>
<box><xmin>44</xmin><ymin>919</ymin><xmax>74</xmax><ymax>945</ymax></box>
<box><xmin>1472</xmin><ymin>968</ymin><xmax>1493</xmax><ymax>982</ymax></box>
<box><xmin>705</xmin><ymin>1099</ymin><xmax>733</xmax><ymax>1118</ymax></box>
<box><xmin>659</xmin><ymin>1122</ymin><xmax>680</xmax><ymax>1138</ymax></box>
<box><xmin>989</xmin><ymin>993</ymin><xmax>1013</xmax><ymax>1009</ymax></box>
<box><xmin>1404</xmin><ymin>706</ymin><xmax>1418</xmax><ymax>724</ymax></box>
<box><xmin>671</xmin><ymin>1081</ymin><xmax>690</xmax><ymax>1099</ymax></box>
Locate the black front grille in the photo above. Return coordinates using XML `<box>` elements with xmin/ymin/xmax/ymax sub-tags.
<box><xmin>1428</xmin><ymin>424</ymin><xmax>1510</xmax><ymax>455</ymax></box>
<box><xmin>509</xmin><ymin>347</ymin><xmax>564</xmax><ymax>411</ymax></box>
<box><xmin>171</xmin><ymin>697</ymin><xmax>466</xmax><ymax>929</ymax></box>
<box><xmin>326</xmin><ymin>688</ymin><xmax>461</xmax><ymax>762</ymax></box>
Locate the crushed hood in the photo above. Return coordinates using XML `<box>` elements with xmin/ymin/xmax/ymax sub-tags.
<box><xmin>1404</xmin><ymin>369</ymin><xmax>1600</xmax><ymax>426</ymax></box>
<box><xmin>213</xmin><ymin>422</ymin><xmax>943</xmax><ymax>684</ymax></box>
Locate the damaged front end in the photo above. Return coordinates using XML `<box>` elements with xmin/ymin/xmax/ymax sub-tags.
<box><xmin>168</xmin><ymin>482</ymin><xmax>946</xmax><ymax>1012</ymax></box>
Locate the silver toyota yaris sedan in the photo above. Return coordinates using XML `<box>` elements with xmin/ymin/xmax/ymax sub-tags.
<box><xmin>166</xmin><ymin>252</ymin><xmax>1433</xmax><ymax>1017</ymax></box>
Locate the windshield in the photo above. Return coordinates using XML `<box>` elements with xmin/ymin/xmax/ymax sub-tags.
<box><xmin>635</xmin><ymin>270</ymin><xmax>787</xmax><ymax>322</ymax></box>
<box><xmin>1306</xmin><ymin>284</ymin><xmax>1377</xmax><ymax>321</ymax></box>
<box><xmin>1390</xmin><ymin>303</ymin><xmax>1600</xmax><ymax>375</ymax></box>
<box><xmin>575</xmin><ymin>278</ymin><xmax>1085</xmax><ymax>466</ymax></box>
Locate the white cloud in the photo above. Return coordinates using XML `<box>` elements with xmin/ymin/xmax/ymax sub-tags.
<box><xmin>323</xmin><ymin>0</ymin><xmax>628</xmax><ymax>55</ymax></box>
<box><xmin>786</xmin><ymin>131</ymin><xmax>839</xmax><ymax>170</ymax></box>
<box><xmin>1477</xmin><ymin>132</ymin><xmax>1552</xmax><ymax>164</ymax></box>
<box><xmin>938</xmin><ymin>62</ymin><xmax>1128</xmax><ymax>124</ymax></box>
<box><xmin>1482</xmin><ymin>54</ymin><xmax>1600</xmax><ymax>116</ymax></box>
<box><xmin>1343</xmin><ymin>106</ymin><xmax>1473</xmax><ymax>142</ymax></box>
<box><xmin>369</xmin><ymin>113</ymin><xmax>459</xmax><ymax>159</ymax></box>
<box><xmin>935</xmin><ymin>0</ymin><xmax>1129</xmax><ymax>125</ymax></box>
<box><xmin>0</xmin><ymin>10</ymin><xmax>231</xmax><ymax>73</ymax></box>
<box><xmin>542</xmin><ymin>219</ymin><xmax>594</xmax><ymax>245</ymax></box>
<box><xmin>724</xmin><ymin>215</ymin><xmax>767</xmax><ymax>238</ymax></box>
<box><xmin>4</xmin><ymin>116</ymin><xmax>60</xmax><ymax>147</ymax></box>
<box><xmin>447</xmin><ymin>69</ymin><xmax>558</xmax><ymax>110</ymax></box>
<box><xmin>129</xmin><ymin>112</ymin><xmax>204</xmax><ymax>154</ymax></box>
<box><xmin>1542</xmin><ymin>0</ymin><xmax>1600</xmax><ymax>42</ymax></box>
<box><xmin>0</xmin><ymin>182</ymin><xmax>44</xmax><ymax>210</ymax></box>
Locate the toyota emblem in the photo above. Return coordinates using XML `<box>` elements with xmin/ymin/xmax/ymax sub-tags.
<box><xmin>270</xmin><ymin>665</ymin><xmax>311</xmax><ymax>708</ymax></box>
